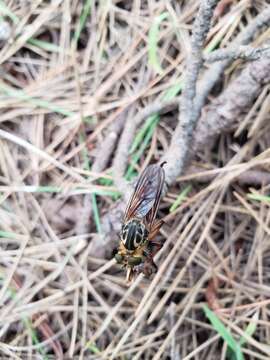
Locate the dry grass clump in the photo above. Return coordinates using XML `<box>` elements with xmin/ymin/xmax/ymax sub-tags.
<box><xmin>0</xmin><ymin>1</ymin><xmax>270</xmax><ymax>359</ymax></box>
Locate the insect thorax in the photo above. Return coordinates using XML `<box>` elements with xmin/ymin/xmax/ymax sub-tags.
<box><xmin>121</xmin><ymin>219</ymin><xmax>148</xmax><ymax>250</ymax></box>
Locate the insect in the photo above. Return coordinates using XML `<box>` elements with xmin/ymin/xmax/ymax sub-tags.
<box><xmin>115</xmin><ymin>162</ymin><xmax>166</xmax><ymax>282</ymax></box>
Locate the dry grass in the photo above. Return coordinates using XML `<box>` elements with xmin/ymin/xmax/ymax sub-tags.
<box><xmin>0</xmin><ymin>1</ymin><xmax>270</xmax><ymax>359</ymax></box>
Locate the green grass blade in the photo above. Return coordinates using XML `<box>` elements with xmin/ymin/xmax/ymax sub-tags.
<box><xmin>129</xmin><ymin>80</ymin><xmax>183</xmax><ymax>159</ymax></box>
<box><xmin>86</xmin><ymin>341</ymin><xmax>101</xmax><ymax>354</ymax></box>
<box><xmin>22</xmin><ymin>317</ymin><xmax>49</xmax><ymax>360</ymax></box>
<box><xmin>126</xmin><ymin>116</ymin><xmax>158</xmax><ymax>179</ymax></box>
<box><xmin>0</xmin><ymin>185</ymin><xmax>121</xmax><ymax>197</ymax></box>
<box><xmin>247</xmin><ymin>193</ymin><xmax>270</xmax><ymax>203</ymax></box>
<box><xmin>163</xmin><ymin>81</ymin><xmax>183</xmax><ymax>101</ymax></box>
<box><xmin>169</xmin><ymin>185</ymin><xmax>192</xmax><ymax>213</ymax></box>
<box><xmin>203</xmin><ymin>305</ymin><xmax>244</xmax><ymax>360</ymax></box>
<box><xmin>129</xmin><ymin>114</ymin><xmax>157</xmax><ymax>155</ymax></box>
<box><xmin>28</xmin><ymin>38</ymin><xmax>62</xmax><ymax>53</ymax></box>
<box><xmin>0</xmin><ymin>1</ymin><xmax>19</xmax><ymax>23</ymax></box>
<box><xmin>0</xmin><ymin>279</ymin><xmax>48</xmax><ymax>359</ymax></box>
<box><xmin>0</xmin><ymin>230</ymin><xmax>20</xmax><ymax>238</ymax></box>
<box><xmin>235</xmin><ymin>344</ymin><xmax>244</xmax><ymax>360</ymax></box>
<box><xmin>204</xmin><ymin>13</ymin><xmax>238</xmax><ymax>54</ymax></box>
<box><xmin>73</xmin><ymin>0</ymin><xmax>92</xmax><ymax>45</ymax></box>
<box><xmin>98</xmin><ymin>174</ymin><xmax>120</xmax><ymax>201</ymax></box>
<box><xmin>239</xmin><ymin>311</ymin><xmax>258</xmax><ymax>346</ymax></box>
<box><xmin>148</xmin><ymin>12</ymin><xmax>169</xmax><ymax>74</ymax></box>
<box><xmin>91</xmin><ymin>193</ymin><xmax>102</xmax><ymax>233</ymax></box>
<box><xmin>79</xmin><ymin>132</ymin><xmax>103</xmax><ymax>230</ymax></box>
<box><xmin>98</xmin><ymin>175</ymin><xmax>113</xmax><ymax>187</ymax></box>
<box><xmin>0</xmin><ymin>82</ymin><xmax>74</xmax><ymax>117</ymax></box>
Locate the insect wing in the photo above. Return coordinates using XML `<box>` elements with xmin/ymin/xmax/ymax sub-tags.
<box><xmin>124</xmin><ymin>163</ymin><xmax>165</xmax><ymax>223</ymax></box>
<box><xmin>145</xmin><ymin>165</ymin><xmax>165</xmax><ymax>226</ymax></box>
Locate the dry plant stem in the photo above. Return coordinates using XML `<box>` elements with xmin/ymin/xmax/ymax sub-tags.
<box><xmin>204</xmin><ymin>45</ymin><xmax>270</xmax><ymax>62</ymax></box>
<box><xmin>0</xmin><ymin>21</ymin><xmax>11</xmax><ymax>41</ymax></box>
<box><xmin>75</xmin><ymin>108</ymin><xmax>127</xmax><ymax>236</ymax></box>
<box><xmin>192</xmin><ymin>54</ymin><xmax>270</xmax><ymax>152</ymax></box>
<box><xmin>162</xmin><ymin>0</ymin><xmax>219</xmax><ymax>186</ymax></box>
<box><xmin>92</xmin><ymin>108</ymin><xmax>128</xmax><ymax>173</ymax></box>
<box><xmin>187</xmin><ymin>167</ymin><xmax>270</xmax><ymax>186</ymax></box>
<box><xmin>12</xmin><ymin>274</ymin><xmax>63</xmax><ymax>359</ymax></box>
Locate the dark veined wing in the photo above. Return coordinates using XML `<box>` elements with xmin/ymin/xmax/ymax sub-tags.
<box><xmin>145</xmin><ymin>165</ymin><xmax>165</xmax><ymax>226</ymax></box>
<box><xmin>124</xmin><ymin>162</ymin><xmax>165</xmax><ymax>225</ymax></box>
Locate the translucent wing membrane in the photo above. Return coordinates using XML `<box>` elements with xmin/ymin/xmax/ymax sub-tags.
<box><xmin>124</xmin><ymin>162</ymin><xmax>165</xmax><ymax>227</ymax></box>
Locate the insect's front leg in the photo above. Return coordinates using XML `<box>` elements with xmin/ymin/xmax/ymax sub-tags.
<box><xmin>148</xmin><ymin>219</ymin><xmax>164</xmax><ymax>257</ymax></box>
<box><xmin>148</xmin><ymin>219</ymin><xmax>163</xmax><ymax>242</ymax></box>
<box><xmin>132</xmin><ymin>246</ymin><xmax>157</xmax><ymax>277</ymax></box>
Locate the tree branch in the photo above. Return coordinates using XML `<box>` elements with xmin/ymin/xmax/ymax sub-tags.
<box><xmin>162</xmin><ymin>0</ymin><xmax>219</xmax><ymax>186</ymax></box>
<box><xmin>93</xmin><ymin>109</ymin><xmax>128</xmax><ymax>173</ymax></box>
<box><xmin>192</xmin><ymin>54</ymin><xmax>270</xmax><ymax>152</ymax></box>
<box><xmin>204</xmin><ymin>45</ymin><xmax>270</xmax><ymax>63</ymax></box>
<box><xmin>194</xmin><ymin>6</ymin><xmax>270</xmax><ymax>120</ymax></box>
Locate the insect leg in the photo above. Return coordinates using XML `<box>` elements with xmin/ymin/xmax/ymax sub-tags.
<box><xmin>148</xmin><ymin>219</ymin><xmax>164</xmax><ymax>241</ymax></box>
<box><xmin>141</xmin><ymin>247</ymin><xmax>158</xmax><ymax>276</ymax></box>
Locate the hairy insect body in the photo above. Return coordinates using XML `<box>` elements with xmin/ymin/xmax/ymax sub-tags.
<box><xmin>121</xmin><ymin>219</ymin><xmax>148</xmax><ymax>250</ymax></box>
<box><xmin>115</xmin><ymin>162</ymin><xmax>166</xmax><ymax>282</ymax></box>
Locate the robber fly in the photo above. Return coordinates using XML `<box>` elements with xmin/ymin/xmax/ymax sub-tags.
<box><xmin>115</xmin><ymin>162</ymin><xmax>166</xmax><ymax>282</ymax></box>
